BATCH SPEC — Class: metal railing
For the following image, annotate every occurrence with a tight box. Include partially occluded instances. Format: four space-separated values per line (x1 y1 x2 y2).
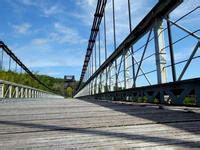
74 0 200 106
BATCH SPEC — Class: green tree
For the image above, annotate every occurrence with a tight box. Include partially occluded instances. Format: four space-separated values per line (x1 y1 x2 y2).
0 70 66 96
66 87 73 97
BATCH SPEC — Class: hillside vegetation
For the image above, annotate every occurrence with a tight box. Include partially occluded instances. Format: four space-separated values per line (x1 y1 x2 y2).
0 70 64 95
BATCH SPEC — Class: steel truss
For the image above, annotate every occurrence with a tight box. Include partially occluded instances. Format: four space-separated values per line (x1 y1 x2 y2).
78 78 200 106
76 0 200 106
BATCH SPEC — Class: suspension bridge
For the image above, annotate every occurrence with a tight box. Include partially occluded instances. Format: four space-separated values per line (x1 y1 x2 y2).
0 0 200 149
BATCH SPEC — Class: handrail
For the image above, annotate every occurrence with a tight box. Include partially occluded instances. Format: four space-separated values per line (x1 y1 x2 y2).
0 79 63 99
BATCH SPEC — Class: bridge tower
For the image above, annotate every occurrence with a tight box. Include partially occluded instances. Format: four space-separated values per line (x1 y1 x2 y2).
64 75 76 97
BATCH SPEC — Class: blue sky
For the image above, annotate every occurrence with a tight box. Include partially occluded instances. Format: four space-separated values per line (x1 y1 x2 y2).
0 0 199 83
0 0 95 79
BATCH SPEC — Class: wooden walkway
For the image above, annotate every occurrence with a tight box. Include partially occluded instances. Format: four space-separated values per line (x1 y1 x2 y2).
0 98 200 149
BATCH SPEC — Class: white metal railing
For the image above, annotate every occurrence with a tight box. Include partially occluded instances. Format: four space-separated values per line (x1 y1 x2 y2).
0 80 63 99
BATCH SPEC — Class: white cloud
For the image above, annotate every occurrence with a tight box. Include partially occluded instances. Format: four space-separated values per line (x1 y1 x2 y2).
13 23 31 34
73 0 158 46
20 0 36 6
30 22 87 46
53 22 86 44
32 38 48 46
43 5 63 17
27 56 83 68
72 0 97 26
12 41 85 70
171 0 200 18
14 0 64 17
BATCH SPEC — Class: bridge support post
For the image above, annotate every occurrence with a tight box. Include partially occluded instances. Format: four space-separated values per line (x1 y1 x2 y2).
154 19 167 104
123 50 131 90
110 62 117 91
154 19 167 84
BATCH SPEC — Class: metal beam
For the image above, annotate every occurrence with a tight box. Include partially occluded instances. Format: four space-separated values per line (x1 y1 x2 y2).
178 42 200 81
76 0 183 93
76 78 200 106
78 0 107 86
0 41 55 93
167 15 176 82
128 0 135 88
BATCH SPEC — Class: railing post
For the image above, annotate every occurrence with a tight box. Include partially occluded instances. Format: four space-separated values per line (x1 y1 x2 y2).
33 90 35 98
9 85 12 98
0 84 4 98
34 90 36 98
29 89 31 98
31 89 33 98
32 90 35 98
26 89 29 98
0 80 59 99
0 48 3 70
20 87 24 98
43 93 45 98
25 88 28 98
15 87 19 98
39 91 41 98
35 90 37 98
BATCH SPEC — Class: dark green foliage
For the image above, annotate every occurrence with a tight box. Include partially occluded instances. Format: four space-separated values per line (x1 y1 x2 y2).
0 70 64 95
184 96 196 106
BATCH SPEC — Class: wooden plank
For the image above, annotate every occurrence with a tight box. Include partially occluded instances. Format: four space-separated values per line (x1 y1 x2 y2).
0 98 200 149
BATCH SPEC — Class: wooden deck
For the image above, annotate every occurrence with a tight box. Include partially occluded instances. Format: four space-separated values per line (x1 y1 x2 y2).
0 98 200 149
